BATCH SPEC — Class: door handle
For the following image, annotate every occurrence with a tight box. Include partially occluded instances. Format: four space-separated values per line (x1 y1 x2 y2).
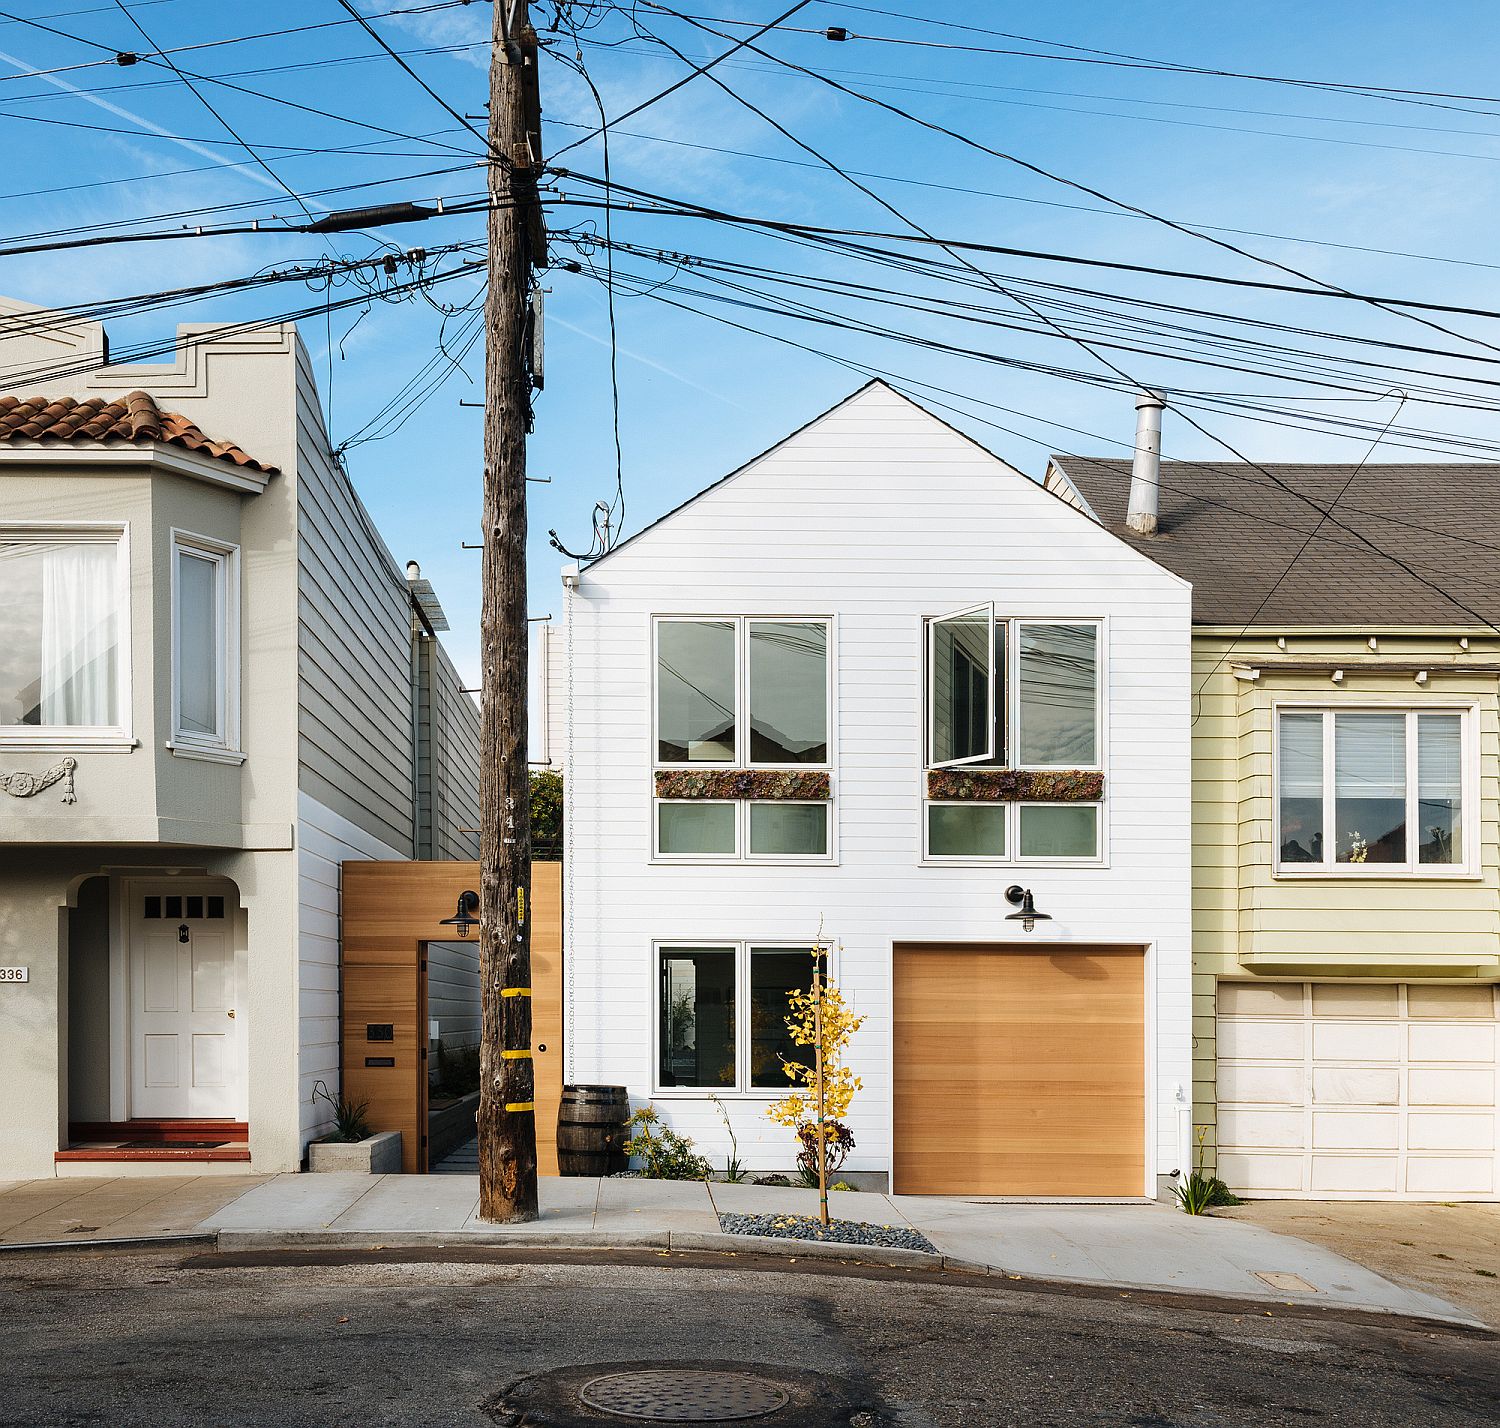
227 1008 236 1019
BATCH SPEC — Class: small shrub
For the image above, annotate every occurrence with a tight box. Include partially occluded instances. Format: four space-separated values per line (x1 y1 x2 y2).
311 1079 371 1143
795 1119 854 1187
624 1104 712 1181
1173 1126 1242 1215
709 1095 749 1183
755 1173 793 1187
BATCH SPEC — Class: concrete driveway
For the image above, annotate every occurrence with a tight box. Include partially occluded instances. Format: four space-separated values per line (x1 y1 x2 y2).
1221 1200 1500 1327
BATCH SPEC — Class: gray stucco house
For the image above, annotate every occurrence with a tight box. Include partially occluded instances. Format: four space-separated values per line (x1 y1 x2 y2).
0 295 480 1179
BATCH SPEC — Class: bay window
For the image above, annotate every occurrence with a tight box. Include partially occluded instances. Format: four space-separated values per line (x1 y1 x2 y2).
653 616 833 860
1276 708 1472 873
170 532 240 759
0 527 127 739
656 942 828 1092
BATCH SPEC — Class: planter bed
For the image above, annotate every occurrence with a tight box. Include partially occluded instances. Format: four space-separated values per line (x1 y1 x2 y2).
718 1211 936 1254
307 1129 402 1174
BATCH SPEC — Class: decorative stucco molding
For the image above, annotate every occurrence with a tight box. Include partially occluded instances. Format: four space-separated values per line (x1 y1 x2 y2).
655 768 831 801
926 768 1104 802
0 756 77 804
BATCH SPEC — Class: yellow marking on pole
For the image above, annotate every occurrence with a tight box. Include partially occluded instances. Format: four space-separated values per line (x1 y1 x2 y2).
501 1048 532 1060
504 1101 535 1113
501 986 531 997
517 887 526 924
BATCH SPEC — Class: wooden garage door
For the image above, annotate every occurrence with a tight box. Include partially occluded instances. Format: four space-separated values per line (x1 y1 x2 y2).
893 944 1146 1196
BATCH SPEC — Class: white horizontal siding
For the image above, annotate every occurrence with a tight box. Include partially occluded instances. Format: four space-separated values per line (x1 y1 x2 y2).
296 789 407 1146
563 383 1195 1186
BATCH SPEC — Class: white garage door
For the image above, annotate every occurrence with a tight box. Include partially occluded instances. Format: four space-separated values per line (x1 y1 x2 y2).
1216 981 1499 1199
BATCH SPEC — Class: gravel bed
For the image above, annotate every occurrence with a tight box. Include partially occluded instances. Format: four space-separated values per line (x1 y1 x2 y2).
718 1211 936 1254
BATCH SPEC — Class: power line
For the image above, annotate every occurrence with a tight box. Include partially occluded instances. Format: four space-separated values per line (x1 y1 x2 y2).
647 6 1500 364
546 0 818 162
543 118 1500 276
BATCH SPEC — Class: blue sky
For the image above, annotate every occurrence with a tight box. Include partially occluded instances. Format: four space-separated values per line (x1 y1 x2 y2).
4 1 1500 682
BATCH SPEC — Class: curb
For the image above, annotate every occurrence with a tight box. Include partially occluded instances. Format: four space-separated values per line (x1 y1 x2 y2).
0 1232 216 1256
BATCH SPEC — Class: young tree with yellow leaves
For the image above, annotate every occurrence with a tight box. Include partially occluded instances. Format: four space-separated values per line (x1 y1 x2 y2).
766 944 866 1227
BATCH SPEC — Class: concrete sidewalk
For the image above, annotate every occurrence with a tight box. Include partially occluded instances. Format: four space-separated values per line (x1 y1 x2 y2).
193 1173 1473 1325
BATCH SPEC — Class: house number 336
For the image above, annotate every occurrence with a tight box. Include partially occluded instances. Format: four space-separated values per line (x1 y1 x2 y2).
0 967 28 983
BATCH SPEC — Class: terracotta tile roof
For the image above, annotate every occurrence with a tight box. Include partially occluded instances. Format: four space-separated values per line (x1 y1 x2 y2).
1050 454 1500 627
0 390 276 474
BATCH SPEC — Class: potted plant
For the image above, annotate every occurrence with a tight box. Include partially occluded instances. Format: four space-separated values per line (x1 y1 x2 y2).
306 1079 403 1173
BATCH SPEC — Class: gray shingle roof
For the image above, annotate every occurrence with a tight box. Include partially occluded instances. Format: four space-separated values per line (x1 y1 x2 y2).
1050 455 1500 628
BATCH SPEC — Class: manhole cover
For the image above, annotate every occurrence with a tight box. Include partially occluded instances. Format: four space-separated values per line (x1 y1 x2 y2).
579 1370 790 1421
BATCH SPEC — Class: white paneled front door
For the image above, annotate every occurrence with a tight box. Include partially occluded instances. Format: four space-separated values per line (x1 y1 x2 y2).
129 884 244 1119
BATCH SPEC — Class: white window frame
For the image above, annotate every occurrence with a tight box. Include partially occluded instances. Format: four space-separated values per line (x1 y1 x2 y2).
652 798 835 864
651 614 835 864
1272 702 1479 878
651 939 834 1097
927 602 996 769
652 615 834 771
0 521 133 751
168 529 242 764
921 613 1106 865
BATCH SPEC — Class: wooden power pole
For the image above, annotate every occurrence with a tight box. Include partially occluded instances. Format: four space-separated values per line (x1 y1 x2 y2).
477 0 545 1223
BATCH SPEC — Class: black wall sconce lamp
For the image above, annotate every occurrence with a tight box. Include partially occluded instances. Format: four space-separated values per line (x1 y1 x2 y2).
1005 885 1051 933
439 889 480 938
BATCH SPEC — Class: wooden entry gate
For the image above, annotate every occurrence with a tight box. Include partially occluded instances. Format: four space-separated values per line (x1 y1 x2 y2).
340 861 562 1174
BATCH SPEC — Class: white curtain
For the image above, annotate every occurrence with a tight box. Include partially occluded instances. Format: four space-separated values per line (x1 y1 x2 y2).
40 543 117 726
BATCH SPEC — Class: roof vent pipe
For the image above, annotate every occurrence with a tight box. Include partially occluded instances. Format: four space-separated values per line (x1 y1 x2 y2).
1126 389 1167 536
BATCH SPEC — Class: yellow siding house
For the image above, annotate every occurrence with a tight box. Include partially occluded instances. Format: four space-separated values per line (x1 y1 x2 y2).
1049 447 1500 1201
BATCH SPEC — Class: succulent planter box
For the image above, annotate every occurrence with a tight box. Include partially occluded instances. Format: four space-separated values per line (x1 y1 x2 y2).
307 1129 403 1174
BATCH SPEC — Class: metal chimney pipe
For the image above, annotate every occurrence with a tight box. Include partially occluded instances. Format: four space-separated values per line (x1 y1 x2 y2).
1126 390 1167 536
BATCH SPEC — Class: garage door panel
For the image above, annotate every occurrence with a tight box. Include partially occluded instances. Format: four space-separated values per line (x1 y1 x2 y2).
1312 1067 1400 1105
1406 1157 1495 1194
1311 1111 1399 1150
1219 1108 1303 1148
893 945 1145 1197
1218 1063 1304 1105
1407 1113 1495 1152
1408 986 1496 1019
1217 980 1499 1200
1312 1021 1400 1063
1218 983 1303 1016
1310 1156 1399 1194
1218 1018 1303 1060
1410 1023 1494 1063
1219 1151 1303 1192
1409 1067 1495 1107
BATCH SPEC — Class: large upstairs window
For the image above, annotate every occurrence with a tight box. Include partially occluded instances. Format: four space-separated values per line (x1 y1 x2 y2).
654 617 833 861
0 526 128 741
656 617 829 766
924 610 1103 862
1276 707 1472 874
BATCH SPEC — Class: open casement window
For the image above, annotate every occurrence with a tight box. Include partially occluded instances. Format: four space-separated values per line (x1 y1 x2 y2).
928 602 997 768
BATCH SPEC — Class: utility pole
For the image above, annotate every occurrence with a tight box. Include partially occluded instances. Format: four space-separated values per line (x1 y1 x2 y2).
477 0 545 1223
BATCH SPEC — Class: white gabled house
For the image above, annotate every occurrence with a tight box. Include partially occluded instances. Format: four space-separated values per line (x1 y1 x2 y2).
546 381 1195 1196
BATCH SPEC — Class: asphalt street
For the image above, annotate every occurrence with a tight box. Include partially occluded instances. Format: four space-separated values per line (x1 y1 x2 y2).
1 1246 1495 1427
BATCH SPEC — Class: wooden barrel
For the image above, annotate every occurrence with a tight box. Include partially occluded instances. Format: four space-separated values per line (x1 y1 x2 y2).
556 1085 630 1177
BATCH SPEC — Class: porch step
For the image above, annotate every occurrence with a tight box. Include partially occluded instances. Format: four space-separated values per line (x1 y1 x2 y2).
55 1146 251 1164
69 1120 248 1144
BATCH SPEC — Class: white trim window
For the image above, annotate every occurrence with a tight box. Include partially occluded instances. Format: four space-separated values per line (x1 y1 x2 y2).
0 523 130 745
1275 706 1474 876
654 941 828 1093
653 616 833 861
923 611 1104 862
170 530 241 761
